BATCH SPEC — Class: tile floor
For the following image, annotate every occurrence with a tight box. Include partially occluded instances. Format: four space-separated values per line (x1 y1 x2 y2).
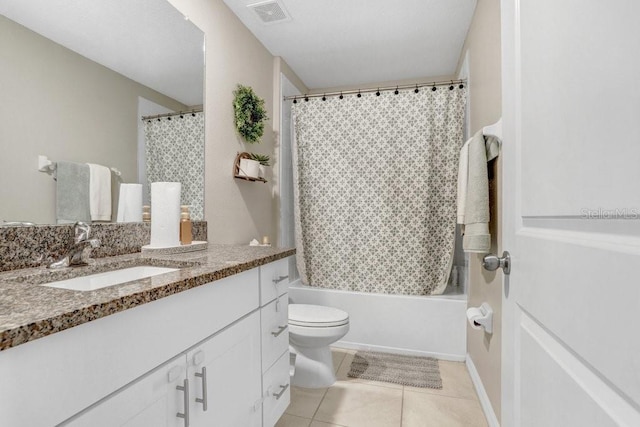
276 348 488 427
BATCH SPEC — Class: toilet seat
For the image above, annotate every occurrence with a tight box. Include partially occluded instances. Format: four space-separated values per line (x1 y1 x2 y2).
289 304 349 327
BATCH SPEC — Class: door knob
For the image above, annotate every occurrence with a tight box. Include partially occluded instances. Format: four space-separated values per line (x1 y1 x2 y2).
482 251 511 275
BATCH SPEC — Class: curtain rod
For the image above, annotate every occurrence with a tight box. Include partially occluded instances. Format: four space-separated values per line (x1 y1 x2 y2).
283 79 467 101
142 108 203 121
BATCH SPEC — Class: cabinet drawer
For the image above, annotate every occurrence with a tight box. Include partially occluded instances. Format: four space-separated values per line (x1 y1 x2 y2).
261 294 289 373
262 351 291 427
260 258 290 305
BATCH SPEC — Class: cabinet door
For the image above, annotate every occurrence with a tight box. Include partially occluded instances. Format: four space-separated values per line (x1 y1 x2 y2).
62 356 186 427
187 311 262 427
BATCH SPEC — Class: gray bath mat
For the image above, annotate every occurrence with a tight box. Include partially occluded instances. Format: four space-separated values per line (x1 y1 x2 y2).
347 351 443 389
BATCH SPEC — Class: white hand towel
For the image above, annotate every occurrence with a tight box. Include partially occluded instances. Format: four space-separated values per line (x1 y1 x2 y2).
116 183 143 222
456 138 471 224
87 163 112 221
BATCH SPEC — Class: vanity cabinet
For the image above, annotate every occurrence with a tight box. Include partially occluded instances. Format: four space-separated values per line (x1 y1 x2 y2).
0 257 293 427
65 312 262 427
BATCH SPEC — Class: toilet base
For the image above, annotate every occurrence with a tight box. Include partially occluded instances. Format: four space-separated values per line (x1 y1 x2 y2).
290 345 336 388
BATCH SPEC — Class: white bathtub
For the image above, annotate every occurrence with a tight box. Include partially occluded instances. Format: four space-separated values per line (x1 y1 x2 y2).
288 281 468 361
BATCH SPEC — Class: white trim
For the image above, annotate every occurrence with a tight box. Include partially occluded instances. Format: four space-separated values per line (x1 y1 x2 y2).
466 353 500 427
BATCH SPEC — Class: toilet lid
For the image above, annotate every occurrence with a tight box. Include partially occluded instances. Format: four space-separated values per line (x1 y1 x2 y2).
289 304 349 327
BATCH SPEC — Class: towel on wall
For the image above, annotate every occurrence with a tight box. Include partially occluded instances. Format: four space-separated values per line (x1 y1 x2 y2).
56 161 91 224
87 163 112 221
457 130 500 253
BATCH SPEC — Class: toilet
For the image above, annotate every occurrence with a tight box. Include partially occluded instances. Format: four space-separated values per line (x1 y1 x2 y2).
288 304 350 388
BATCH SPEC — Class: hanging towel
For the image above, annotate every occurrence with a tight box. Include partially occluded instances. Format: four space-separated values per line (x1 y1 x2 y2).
56 161 91 224
457 130 500 253
116 183 143 222
110 169 123 221
87 163 112 221
456 139 471 224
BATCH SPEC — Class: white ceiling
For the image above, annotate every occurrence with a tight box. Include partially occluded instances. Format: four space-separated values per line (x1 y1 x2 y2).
0 0 204 106
223 0 477 90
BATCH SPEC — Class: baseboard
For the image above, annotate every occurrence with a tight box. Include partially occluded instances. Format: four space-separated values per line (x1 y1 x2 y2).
466 353 500 427
335 340 466 362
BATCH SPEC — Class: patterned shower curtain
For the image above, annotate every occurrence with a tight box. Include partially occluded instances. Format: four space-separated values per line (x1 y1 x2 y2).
144 112 205 220
292 88 466 295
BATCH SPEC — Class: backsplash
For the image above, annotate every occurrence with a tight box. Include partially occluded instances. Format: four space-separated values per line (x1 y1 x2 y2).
0 222 207 272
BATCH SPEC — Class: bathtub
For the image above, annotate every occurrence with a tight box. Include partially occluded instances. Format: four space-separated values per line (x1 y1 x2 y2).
288 281 467 361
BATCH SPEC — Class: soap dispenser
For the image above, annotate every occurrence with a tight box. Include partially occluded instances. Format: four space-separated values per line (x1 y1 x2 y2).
180 205 192 245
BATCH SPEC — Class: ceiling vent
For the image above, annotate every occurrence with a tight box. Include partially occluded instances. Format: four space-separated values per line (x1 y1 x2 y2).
247 0 291 24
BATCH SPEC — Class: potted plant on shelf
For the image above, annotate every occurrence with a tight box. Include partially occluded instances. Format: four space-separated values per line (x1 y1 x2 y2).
233 84 268 144
237 153 261 179
249 153 271 179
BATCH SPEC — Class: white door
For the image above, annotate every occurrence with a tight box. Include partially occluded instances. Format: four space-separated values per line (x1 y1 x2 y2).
501 1 640 426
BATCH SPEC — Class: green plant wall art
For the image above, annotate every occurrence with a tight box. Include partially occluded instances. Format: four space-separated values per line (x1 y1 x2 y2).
233 84 268 143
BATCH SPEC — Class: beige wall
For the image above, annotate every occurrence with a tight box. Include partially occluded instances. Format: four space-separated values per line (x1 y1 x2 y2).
0 15 186 224
456 0 503 421
169 0 303 245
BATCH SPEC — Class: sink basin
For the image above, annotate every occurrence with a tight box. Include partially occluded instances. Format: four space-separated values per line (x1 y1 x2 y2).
41 266 179 291
6 258 197 292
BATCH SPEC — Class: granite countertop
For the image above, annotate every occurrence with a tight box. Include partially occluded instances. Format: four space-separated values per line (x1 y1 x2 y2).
0 244 295 352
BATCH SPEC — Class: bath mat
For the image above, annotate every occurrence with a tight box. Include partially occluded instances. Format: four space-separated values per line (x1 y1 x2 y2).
347 351 443 389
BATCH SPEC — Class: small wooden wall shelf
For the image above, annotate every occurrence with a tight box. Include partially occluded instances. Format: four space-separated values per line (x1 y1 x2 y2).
233 152 267 183
234 175 267 183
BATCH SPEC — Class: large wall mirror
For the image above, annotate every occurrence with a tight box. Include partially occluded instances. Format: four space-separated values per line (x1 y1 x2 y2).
0 0 205 225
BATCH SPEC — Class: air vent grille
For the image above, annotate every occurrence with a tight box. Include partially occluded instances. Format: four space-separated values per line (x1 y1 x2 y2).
248 0 291 24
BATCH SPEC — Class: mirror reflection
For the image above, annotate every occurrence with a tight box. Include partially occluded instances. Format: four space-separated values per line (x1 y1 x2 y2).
0 0 205 225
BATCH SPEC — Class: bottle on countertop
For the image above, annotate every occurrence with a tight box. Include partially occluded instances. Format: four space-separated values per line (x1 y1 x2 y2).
142 205 151 223
180 205 192 245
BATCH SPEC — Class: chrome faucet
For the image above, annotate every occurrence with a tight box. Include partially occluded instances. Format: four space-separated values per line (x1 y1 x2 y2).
48 222 101 269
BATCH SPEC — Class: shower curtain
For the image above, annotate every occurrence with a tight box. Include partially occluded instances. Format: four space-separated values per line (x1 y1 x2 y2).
144 112 205 220
292 88 466 295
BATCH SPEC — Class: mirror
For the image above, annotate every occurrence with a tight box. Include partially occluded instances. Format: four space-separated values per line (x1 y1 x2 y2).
0 0 205 225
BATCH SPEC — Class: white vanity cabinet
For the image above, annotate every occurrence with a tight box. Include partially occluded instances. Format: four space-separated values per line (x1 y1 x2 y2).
0 256 294 427
259 258 292 427
65 312 262 427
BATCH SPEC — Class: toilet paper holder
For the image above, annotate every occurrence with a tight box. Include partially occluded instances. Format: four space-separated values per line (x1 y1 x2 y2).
467 303 493 334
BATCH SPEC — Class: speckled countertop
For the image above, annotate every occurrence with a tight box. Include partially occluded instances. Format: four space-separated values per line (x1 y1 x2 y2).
0 245 295 351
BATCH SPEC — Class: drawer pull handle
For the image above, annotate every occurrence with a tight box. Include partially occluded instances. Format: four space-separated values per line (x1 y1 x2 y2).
195 367 208 411
272 275 289 284
273 383 290 400
176 378 190 426
271 325 288 337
